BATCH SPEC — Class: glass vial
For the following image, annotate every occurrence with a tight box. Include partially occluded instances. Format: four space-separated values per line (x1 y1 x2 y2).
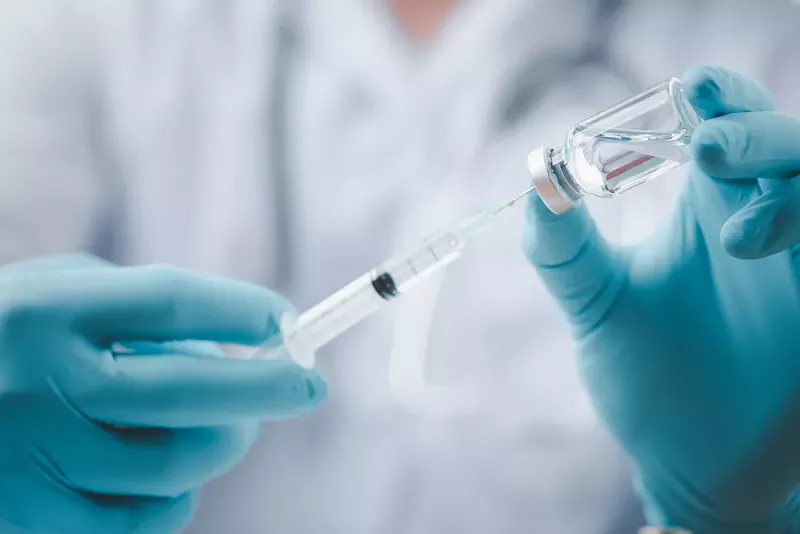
527 78 703 214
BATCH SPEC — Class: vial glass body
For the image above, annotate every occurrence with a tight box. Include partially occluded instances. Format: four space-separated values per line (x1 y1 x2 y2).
528 78 703 214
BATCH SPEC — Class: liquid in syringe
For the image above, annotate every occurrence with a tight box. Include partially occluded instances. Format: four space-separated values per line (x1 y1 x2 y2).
257 190 534 369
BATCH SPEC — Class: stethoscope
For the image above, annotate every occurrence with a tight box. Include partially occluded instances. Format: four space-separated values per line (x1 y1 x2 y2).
267 0 644 416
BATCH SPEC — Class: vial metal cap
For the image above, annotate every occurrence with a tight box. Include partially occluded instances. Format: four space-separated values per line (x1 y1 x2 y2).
526 146 575 215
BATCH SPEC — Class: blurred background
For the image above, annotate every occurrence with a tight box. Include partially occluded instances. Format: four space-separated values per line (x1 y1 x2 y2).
1 1 799 533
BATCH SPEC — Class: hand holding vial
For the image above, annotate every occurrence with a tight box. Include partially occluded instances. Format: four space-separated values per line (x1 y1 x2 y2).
522 66 800 533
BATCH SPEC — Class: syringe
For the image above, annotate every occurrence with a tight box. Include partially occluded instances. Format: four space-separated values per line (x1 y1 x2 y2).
259 185 537 368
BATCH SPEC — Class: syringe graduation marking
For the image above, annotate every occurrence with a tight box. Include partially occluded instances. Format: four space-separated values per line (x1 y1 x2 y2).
371 272 398 300
283 188 540 354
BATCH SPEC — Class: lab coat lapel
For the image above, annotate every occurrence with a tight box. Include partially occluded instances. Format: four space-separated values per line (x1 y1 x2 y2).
105 0 284 285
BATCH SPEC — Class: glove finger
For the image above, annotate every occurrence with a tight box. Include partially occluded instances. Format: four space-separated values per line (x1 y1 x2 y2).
682 71 798 254
0 474 195 533
721 179 800 259
682 66 775 229
43 265 292 346
684 166 761 255
51 417 259 498
122 492 197 533
682 65 776 119
114 492 197 533
83 491 197 533
0 254 111 276
112 340 227 359
522 194 627 331
71 355 327 428
690 112 800 180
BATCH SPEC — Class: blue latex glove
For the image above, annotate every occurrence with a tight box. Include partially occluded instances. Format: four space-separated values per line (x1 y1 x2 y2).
0 255 327 533
522 66 800 534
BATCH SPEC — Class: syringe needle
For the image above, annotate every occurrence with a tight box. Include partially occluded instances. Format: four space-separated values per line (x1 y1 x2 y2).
264 183 539 369
455 184 538 240
493 184 537 214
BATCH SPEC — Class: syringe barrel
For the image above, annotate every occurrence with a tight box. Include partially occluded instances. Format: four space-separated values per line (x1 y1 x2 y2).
383 230 464 292
280 227 469 365
285 273 387 354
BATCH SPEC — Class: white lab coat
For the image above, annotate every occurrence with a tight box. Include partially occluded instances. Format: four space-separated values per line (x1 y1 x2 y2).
1 1 799 533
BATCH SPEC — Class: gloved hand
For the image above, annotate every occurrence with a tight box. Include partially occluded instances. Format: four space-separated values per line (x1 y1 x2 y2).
0 255 327 533
522 66 800 534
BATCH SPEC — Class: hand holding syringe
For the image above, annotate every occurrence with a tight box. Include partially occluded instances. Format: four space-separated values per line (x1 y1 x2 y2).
255 185 537 368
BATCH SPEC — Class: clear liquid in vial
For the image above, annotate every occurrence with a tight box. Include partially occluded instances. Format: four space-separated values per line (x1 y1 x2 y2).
561 78 701 198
